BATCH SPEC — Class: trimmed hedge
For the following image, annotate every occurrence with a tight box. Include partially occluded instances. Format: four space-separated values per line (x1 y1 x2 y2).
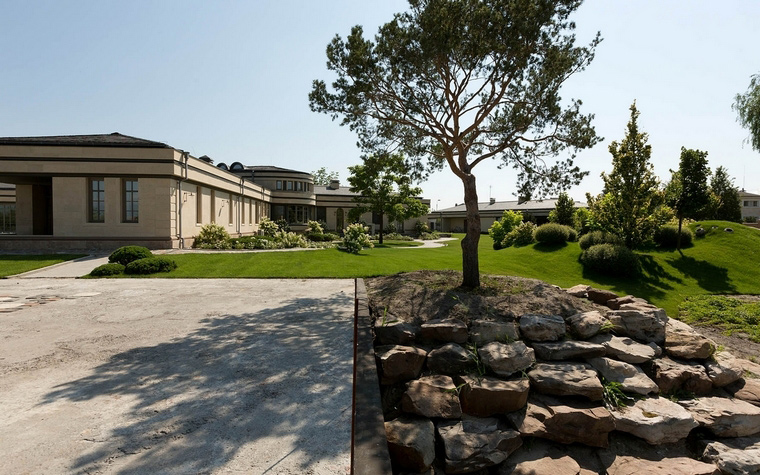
654 225 693 248
534 223 572 244
579 231 624 250
124 257 178 274
580 243 640 277
90 263 125 277
108 246 153 266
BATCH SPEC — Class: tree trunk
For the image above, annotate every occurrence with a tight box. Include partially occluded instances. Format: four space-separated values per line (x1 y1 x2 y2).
677 214 683 251
460 174 481 288
379 212 384 244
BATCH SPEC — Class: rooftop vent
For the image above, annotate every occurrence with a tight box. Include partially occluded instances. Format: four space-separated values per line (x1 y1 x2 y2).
199 155 213 164
328 179 340 190
489 197 496 205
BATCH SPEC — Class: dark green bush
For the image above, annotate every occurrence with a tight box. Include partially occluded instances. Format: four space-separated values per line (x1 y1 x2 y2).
580 244 640 277
579 231 624 250
108 246 153 266
534 223 571 244
567 227 578 242
654 225 693 248
124 257 177 274
503 221 536 247
305 232 339 242
90 263 125 277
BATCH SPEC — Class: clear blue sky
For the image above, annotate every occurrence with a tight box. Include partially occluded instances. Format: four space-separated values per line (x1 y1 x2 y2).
1 0 757 209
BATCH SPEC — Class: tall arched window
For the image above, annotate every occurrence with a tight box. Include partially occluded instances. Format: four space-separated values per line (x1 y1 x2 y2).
336 208 344 232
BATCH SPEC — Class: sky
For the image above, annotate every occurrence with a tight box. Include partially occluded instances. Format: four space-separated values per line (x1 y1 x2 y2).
1 0 758 210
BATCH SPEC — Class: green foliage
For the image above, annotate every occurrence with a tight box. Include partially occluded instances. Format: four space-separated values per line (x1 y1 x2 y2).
708 166 742 222
534 223 572 244
275 218 290 233
229 235 279 249
259 217 278 237
489 210 524 250
306 220 324 234
566 227 578 242
733 73 760 152
580 243 640 277
588 103 664 249
414 220 431 237
347 153 429 243
275 231 308 248
192 224 231 249
342 223 373 254
90 263 125 277
420 231 440 240
680 295 760 342
664 147 711 249
311 167 339 186
124 257 177 274
309 0 602 287
382 232 413 241
602 379 635 410
504 221 536 247
655 225 693 248
573 207 593 235
108 245 153 265
579 231 624 250
548 192 576 226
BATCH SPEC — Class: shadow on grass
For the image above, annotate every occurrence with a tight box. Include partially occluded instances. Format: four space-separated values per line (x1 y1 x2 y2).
665 254 736 294
532 242 568 253
579 254 683 304
40 295 353 473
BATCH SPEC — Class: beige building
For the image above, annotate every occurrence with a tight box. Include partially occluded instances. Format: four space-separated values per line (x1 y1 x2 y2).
0 133 429 250
740 190 760 222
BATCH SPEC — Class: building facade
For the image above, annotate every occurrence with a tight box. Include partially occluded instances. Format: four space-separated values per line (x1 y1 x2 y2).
0 133 429 250
740 190 760 222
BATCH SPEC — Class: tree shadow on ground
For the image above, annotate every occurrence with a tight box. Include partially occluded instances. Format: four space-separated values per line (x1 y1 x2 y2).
532 242 568 253
665 254 736 294
579 254 683 304
40 295 354 474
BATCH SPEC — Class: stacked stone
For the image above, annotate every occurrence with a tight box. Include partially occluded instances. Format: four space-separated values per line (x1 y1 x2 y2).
375 285 760 474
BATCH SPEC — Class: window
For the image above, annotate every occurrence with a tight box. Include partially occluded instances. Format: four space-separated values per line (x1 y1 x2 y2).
89 178 105 223
273 205 286 220
316 206 326 222
296 181 303 191
210 190 216 223
122 179 139 223
196 186 203 224
287 181 293 191
276 180 283 190
228 196 234 225
0 203 15 234
287 205 309 224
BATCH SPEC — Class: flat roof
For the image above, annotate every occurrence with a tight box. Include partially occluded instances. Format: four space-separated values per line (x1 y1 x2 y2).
0 133 171 148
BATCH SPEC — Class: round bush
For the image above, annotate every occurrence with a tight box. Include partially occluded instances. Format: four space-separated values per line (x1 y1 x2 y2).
654 225 693 248
534 223 570 244
579 231 624 250
108 246 153 266
566 227 578 242
503 221 536 247
124 257 178 275
193 224 231 249
90 263 125 277
580 244 640 277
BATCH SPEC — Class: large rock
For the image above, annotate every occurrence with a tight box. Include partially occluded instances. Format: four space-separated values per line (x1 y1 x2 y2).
680 396 760 437
586 288 618 306
605 455 719 475
437 416 522 474
610 397 698 444
567 310 607 339
587 357 659 396
401 375 462 419
374 320 417 345
427 343 474 375
519 314 566 341
701 437 760 475
565 284 590 298
420 318 468 344
509 395 614 447
385 416 435 472
528 362 604 400
607 304 668 345
479 341 536 377
726 378 760 407
648 356 713 395
376 345 427 385
606 295 649 310
705 351 744 387
665 318 716 360
456 375 530 417
532 341 606 361
506 455 582 475
470 320 520 345
589 333 656 364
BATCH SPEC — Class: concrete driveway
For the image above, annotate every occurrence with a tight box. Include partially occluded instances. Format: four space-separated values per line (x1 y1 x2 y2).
0 278 354 474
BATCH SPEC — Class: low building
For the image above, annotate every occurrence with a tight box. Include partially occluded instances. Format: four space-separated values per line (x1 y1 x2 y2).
0 133 429 251
430 197 586 233
740 190 760 222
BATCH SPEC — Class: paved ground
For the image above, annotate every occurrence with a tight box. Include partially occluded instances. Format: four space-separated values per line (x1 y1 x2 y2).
0 278 354 474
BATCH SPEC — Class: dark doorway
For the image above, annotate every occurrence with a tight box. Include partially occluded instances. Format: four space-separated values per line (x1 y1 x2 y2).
32 183 53 235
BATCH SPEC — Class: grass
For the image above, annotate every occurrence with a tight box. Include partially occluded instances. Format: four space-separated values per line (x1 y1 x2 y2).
0 254 86 277
679 295 760 342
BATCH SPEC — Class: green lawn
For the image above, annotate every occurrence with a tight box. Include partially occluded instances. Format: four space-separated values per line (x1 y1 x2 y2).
0 254 86 277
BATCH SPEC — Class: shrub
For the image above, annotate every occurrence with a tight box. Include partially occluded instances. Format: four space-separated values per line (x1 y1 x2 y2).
343 223 373 254
489 210 524 250
381 232 413 241
275 231 307 248
420 231 439 240
384 222 397 234
488 221 506 250
275 218 290 232
108 245 153 265
654 225 693 248
414 220 430 237
193 224 231 249
504 221 535 247
573 208 592 235
259 217 278 237
579 231 624 250
124 256 178 274
566 227 578 242
305 220 324 234
534 223 571 244
90 263 125 277
580 244 640 277
744 216 758 223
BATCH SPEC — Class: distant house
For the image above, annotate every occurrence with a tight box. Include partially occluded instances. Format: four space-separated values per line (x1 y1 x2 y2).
739 190 760 222
430 197 586 233
0 133 429 251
